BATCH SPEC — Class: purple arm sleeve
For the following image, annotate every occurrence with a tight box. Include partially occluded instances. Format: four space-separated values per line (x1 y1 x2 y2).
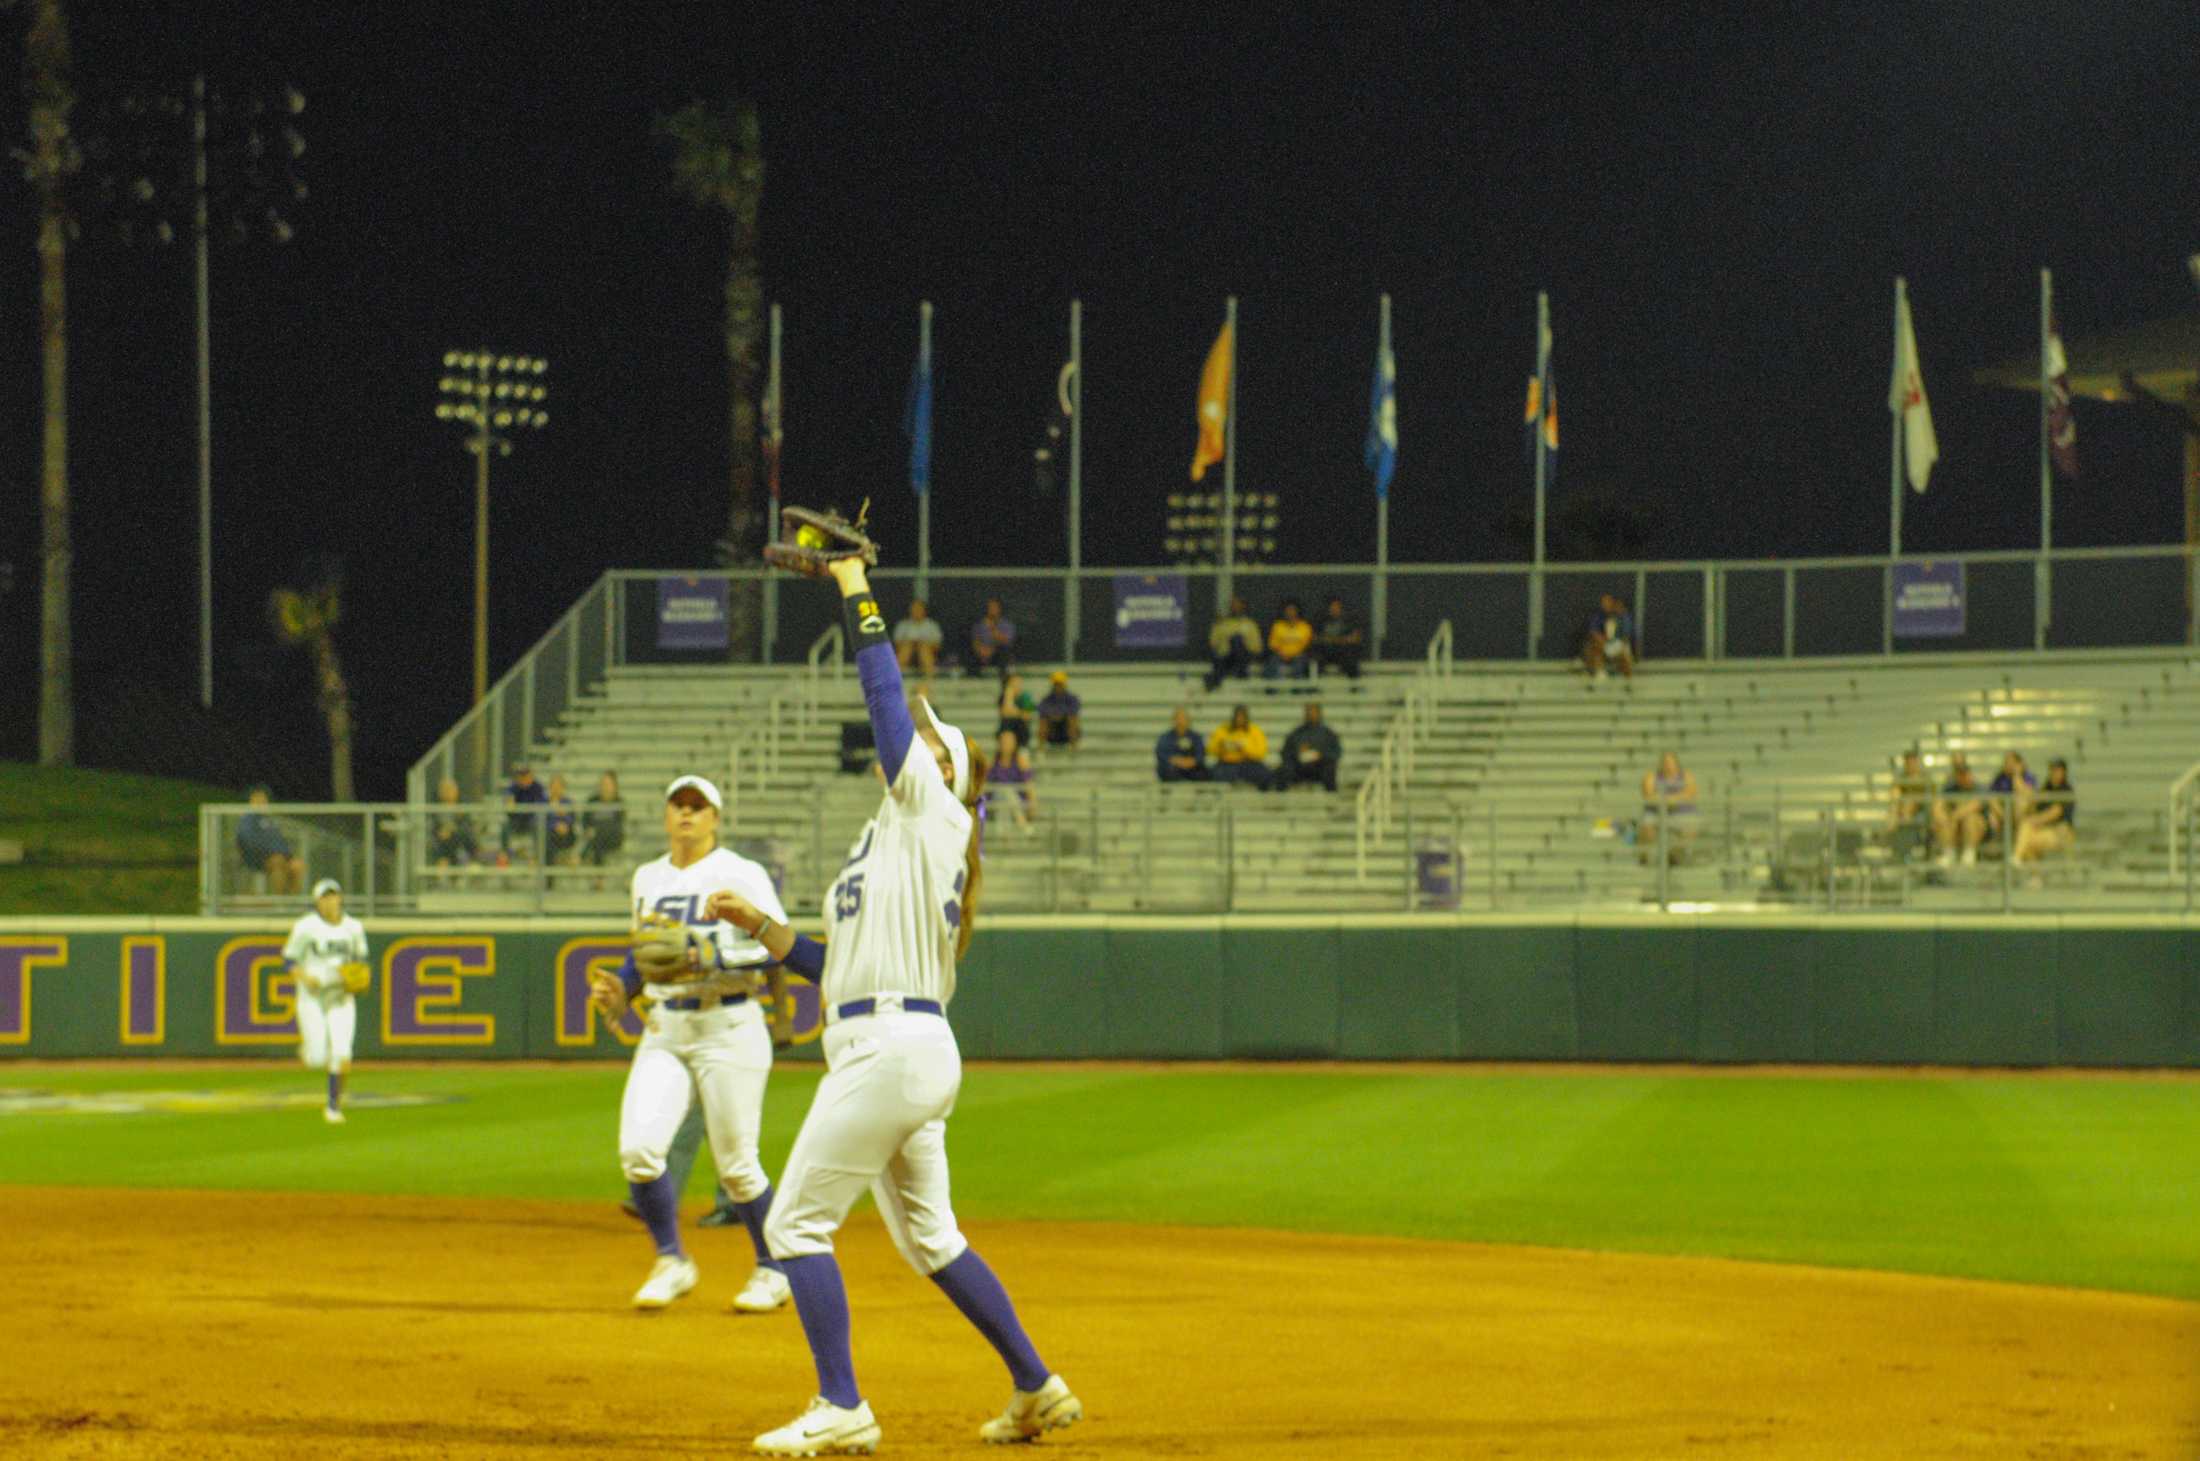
783 935 826 979
855 644 916 784
618 951 643 1000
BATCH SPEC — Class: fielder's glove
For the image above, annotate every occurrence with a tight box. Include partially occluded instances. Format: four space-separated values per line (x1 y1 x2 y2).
762 501 878 579
339 962 372 996
631 915 707 984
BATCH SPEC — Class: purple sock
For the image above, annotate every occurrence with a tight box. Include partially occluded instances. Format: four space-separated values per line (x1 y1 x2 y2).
736 1186 782 1272
780 1253 861 1408
930 1248 1048 1391
627 1174 683 1257
326 1072 341 1109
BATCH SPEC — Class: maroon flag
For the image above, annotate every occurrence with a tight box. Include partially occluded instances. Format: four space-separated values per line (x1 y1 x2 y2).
2045 316 2078 478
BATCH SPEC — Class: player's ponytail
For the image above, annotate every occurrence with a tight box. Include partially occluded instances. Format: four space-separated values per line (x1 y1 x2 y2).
955 745 990 962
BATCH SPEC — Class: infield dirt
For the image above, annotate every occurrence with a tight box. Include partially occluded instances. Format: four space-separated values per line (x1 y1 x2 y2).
1 1187 2192 1459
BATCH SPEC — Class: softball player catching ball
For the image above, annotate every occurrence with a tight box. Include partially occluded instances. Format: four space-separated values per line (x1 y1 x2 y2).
711 553 1081 1456
282 878 368 1125
587 774 793 1315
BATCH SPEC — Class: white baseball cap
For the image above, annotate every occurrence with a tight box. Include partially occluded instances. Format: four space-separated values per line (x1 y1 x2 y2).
664 774 723 811
311 878 343 899
916 698 971 801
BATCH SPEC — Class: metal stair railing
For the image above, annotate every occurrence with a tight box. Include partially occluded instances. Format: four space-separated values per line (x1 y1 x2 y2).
1356 619 1452 879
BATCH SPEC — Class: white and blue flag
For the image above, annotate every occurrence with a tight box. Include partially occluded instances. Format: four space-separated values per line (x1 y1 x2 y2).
1363 337 1396 498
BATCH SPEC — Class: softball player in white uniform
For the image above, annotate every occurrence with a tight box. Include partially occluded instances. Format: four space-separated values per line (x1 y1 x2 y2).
711 558 1081 1456
587 774 793 1314
282 878 367 1125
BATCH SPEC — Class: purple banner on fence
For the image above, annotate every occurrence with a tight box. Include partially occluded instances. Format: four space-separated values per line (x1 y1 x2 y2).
1892 561 1965 638
657 577 729 650
1114 574 1188 649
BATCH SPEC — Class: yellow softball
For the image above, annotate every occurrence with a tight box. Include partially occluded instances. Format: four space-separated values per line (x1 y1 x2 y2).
795 524 830 550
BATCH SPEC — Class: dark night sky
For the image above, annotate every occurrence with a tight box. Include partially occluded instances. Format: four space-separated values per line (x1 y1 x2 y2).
5 1 2198 795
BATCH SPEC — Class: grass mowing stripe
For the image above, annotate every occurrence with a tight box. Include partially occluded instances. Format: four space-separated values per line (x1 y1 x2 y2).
0 1063 2193 1299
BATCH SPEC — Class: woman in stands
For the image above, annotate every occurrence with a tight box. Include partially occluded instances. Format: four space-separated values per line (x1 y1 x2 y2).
1638 751 1699 864
2013 758 2076 866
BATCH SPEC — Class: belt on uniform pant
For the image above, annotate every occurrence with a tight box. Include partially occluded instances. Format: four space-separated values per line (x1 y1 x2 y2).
661 992 748 1011
833 996 943 1021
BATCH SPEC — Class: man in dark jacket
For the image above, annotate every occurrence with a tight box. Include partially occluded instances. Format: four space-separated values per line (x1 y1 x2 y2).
1271 702 1343 792
1154 707 1208 782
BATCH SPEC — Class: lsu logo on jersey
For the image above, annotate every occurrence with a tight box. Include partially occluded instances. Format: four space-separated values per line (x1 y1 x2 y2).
642 894 707 926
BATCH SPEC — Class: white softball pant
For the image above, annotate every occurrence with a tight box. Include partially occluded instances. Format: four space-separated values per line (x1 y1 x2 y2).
295 991 355 1071
765 1008 968 1277
617 1000 774 1201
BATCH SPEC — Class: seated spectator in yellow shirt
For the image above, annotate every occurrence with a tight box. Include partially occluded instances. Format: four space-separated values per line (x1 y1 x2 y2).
1208 705 1271 788
1265 600 1314 680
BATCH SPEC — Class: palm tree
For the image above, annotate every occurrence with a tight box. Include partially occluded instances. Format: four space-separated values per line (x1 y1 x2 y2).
659 100 763 659
23 0 78 764
269 579 356 800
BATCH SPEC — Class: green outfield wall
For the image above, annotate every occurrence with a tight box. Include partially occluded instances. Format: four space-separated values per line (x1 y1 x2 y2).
0 915 2193 1066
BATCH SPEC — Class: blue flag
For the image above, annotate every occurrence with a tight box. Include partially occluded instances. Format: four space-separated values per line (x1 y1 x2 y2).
1363 338 1397 498
905 333 933 497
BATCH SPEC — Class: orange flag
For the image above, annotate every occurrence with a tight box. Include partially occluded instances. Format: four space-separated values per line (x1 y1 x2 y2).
1189 322 1233 481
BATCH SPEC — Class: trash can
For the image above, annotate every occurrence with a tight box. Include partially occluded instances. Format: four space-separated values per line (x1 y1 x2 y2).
1415 838 1460 910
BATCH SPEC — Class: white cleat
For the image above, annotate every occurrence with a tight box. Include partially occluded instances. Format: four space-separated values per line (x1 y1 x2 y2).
980 1373 1082 1444
631 1254 698 1311
731 1264 792 1314
322 1107 346 1125
753 1395 880 1456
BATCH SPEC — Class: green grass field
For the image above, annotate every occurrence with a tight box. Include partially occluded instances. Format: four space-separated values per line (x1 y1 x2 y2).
1 1061 2192 1300
0 762 230 914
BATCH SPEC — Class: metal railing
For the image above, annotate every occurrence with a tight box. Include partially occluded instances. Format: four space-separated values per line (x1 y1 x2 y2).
1355 620 1453 878
2171 758 2200 883
203 785 2197 918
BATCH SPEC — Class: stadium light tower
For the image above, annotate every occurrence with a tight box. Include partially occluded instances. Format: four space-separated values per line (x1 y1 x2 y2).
435 351 549 705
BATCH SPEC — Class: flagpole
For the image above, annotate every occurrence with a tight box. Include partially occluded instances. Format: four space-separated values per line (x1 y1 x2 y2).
1220 294 1238 614
1375 292 1391 657
763 301 781 662
1886 276 1904 656
917 299 932 599
1066 297 1083 662
2037 267 2052 651
1530 290 1548 660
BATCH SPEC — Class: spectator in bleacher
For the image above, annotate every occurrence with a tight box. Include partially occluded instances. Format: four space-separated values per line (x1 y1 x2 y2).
1580 593 1636 681
1265 598 1314 680
1637 751 1699 862
2014 758 2077 866
1886 750 1933 861
1036 671 1083 752
1984 750 2037 851
237 785 305 894
1271 701 1343 792
997 671 1037 751
1205 595 1261 691
504 761 549 861
582 770 626 867
967 597 1017 677
988 728 1038 830
893 598 942 675
1208 704 1272 788
1155 707 1208 782
429 776 480 867
544 773 580 866
1932 752 1987 866
1313 596 1364 680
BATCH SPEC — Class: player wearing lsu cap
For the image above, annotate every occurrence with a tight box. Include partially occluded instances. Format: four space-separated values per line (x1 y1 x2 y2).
282 879 368 1125
711 554 1081 1456
587 774 793 1315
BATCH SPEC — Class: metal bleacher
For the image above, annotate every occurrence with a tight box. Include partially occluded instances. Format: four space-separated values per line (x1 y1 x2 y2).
423 628 2200 916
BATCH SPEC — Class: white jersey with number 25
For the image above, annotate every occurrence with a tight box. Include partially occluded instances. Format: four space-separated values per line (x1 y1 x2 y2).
819 744 970 1009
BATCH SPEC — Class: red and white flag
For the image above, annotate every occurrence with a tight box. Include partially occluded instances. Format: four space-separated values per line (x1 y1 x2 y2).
1888 288 1938 493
